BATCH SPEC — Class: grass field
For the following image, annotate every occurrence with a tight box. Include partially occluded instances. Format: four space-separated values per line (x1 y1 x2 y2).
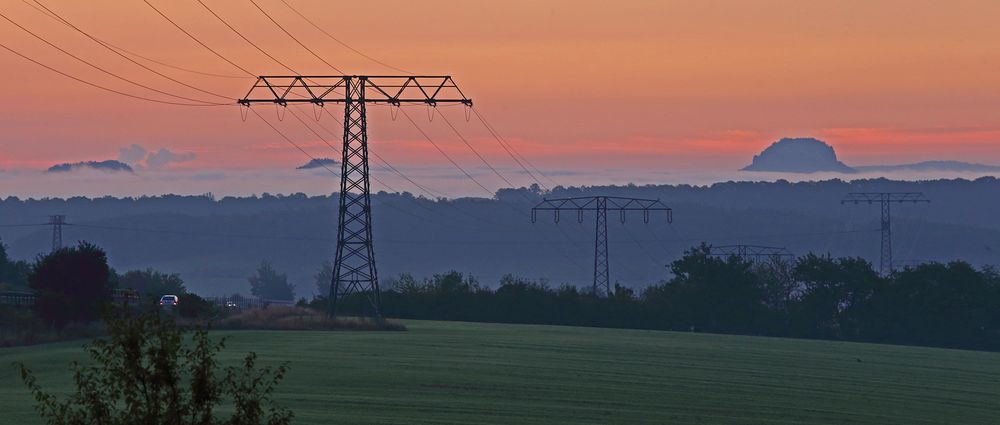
1 320 999 424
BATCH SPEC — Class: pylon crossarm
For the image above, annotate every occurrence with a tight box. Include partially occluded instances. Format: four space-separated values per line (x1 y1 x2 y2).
238 76 472 106
532 197 671 211
709 244 792 259
532 196 672 224
841 192 931 204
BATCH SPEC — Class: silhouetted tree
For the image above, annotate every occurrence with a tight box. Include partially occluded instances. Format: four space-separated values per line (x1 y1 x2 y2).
313 261 333 297
119 269 187 300
647 245 770 334
248 260 295 301
347 245 1000 350
0 240 29 289
872 262 998 348
789 255 880 339
29 242 112 327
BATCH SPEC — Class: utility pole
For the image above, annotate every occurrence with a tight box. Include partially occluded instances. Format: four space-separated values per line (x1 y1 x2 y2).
532 196 672 296
841 192 930 277
48 215 65 252
708 244 792 263
240 76 471 317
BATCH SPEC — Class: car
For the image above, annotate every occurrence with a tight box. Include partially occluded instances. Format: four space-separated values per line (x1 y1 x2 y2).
159 294 179 307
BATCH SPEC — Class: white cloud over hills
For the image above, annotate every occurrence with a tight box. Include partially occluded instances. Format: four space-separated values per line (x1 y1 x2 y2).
117 144 196 170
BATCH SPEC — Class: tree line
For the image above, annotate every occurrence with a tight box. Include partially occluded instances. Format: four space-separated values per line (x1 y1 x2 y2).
333 245 1000 351
0 240 295 334
5 239 1000 351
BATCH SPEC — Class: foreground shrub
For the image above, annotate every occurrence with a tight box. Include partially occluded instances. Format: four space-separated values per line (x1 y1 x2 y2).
176 293 218 319
216 306 406 331
17 312 293 425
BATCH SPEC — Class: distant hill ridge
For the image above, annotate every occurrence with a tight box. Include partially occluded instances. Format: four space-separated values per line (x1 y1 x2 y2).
854 160 1000 173
47 160 133 173
742 138 1000 174
741 138 855 173
296 158 338 170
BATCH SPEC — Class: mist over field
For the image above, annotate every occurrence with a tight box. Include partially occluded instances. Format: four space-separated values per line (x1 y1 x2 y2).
2 164 998 199
2 177 997 298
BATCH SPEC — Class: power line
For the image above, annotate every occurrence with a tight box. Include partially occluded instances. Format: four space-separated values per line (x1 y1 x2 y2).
1 221 881 246
122 8 446 232
0 41 229 107
249 108 340 176
667 227 881 244
418 110 597 276
841 192 931 276
289 107 447 199
0 11 224 105
111 43 249 80
193 0 298 74
532 196 672 296
178 0 436 200
278 0 411 74
392 106 597 276
20 0 247 80
227 7 587 291
67 222 331 242
301 106 525 230
279 106 445 201
247 106 448 227
141 0 256 77
436 109 518 189
399 108 495 197
472 107 557 190
31 0 235 102
424 109 598 276
247 0 343 73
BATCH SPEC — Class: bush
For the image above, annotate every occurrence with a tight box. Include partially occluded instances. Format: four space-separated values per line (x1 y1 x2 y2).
176 293 216 319
18 311 293 425
216 306 406 331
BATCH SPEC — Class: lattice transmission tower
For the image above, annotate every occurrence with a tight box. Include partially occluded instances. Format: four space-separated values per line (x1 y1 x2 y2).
48 215 65 252
532 196 672 296
841 192 930 277
708 244 792 263
240 76 472 316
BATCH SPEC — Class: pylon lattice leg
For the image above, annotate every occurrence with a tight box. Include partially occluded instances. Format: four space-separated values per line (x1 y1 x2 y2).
49 215 64 253
330 78 381 317
880 198 892 277
593 197 610 296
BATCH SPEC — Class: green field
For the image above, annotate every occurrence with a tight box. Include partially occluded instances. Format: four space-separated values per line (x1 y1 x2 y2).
1 320 999 424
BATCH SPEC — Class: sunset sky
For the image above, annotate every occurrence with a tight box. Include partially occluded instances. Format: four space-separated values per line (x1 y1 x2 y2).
1 0 999 196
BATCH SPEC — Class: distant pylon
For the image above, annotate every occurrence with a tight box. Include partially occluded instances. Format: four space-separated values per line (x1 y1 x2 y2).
48 215 65 252
708 244 792 263
532 196 672 296
841 192 930 277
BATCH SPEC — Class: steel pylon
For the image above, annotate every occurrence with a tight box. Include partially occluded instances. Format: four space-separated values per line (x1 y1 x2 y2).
532 196 672 296
841 192 930 277
49 215 64 252
240 76 472 316
330 78 379 316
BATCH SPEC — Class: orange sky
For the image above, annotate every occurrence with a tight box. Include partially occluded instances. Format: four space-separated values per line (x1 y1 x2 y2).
1 0 999 194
